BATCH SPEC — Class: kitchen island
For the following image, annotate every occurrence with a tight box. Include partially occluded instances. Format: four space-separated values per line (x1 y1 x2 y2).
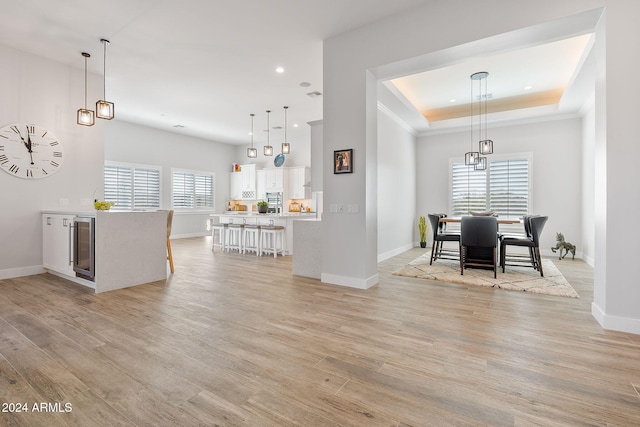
210 212 316 255
42 210 167 293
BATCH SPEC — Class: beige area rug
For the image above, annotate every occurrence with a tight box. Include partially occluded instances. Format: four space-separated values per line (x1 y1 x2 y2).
393 252 579 298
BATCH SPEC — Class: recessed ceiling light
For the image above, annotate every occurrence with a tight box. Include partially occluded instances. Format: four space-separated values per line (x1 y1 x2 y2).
524 85 533 90
299 81 311 87
276 67 284 73
449 98 456 103
293 124 299 128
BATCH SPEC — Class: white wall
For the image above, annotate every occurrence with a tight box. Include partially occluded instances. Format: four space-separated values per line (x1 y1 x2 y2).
581 94 596 266
417 117 583 257
377 106 417 261
0 45 104 279
105 121 237 237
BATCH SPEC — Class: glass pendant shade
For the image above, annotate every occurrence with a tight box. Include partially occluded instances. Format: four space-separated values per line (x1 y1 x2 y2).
479 139 493 155
77 52 94 127
281 142 290 154
465 151 480 165
96 100 114 120
77 109 95 126
96 39 115 120
474 156 487 171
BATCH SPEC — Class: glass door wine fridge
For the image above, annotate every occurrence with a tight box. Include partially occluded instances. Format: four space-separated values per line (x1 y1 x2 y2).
73 216 95 281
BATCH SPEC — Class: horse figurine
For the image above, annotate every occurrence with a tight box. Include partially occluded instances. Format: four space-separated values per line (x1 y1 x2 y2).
551 232 576 260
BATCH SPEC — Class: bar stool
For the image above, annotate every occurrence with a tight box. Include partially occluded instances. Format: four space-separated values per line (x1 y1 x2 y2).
242 224 261 255
260 225 285 258
211 222 227 252
226 222 244 253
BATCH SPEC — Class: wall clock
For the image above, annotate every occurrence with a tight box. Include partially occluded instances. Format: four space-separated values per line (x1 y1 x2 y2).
0 123 64 179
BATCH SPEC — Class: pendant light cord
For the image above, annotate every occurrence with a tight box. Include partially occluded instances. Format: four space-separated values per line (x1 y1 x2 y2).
102 39 108 100
250 113 254 148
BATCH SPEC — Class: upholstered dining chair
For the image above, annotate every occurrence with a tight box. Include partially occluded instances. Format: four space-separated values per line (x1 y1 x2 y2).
427 213 460 265
500 215 548 277
460 216 499 278
499 215 537 270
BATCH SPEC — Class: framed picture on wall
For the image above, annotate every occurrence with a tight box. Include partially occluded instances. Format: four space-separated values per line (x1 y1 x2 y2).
333 149 353 174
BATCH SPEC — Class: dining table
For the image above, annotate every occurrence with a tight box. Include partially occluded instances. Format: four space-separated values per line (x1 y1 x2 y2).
439 217 521 225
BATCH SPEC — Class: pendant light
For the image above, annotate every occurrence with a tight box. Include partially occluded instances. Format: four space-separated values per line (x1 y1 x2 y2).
247 113 257 158
96 39 115 120
281 106 290 154
465 72 486 166
77 52 95 126
263 110 273 156
478 72 493 156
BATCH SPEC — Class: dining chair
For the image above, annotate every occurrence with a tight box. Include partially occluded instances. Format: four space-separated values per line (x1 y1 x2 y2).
499 215 537 269
500 215 548 276
460 216 498 278
427 213 460 265
166 210 175 273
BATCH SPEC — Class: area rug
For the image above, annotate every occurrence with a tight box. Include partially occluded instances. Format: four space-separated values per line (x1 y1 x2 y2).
393 252 579 298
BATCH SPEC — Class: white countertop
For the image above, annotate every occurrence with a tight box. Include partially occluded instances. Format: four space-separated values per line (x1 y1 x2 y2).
211 212 317 219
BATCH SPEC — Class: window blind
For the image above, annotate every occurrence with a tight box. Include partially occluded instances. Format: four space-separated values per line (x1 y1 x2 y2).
172 170 214 209
104 164 160 211
451 156 530 219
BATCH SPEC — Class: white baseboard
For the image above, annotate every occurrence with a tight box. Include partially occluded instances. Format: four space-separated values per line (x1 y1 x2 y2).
0 265 46 280
170 232 209 239
592 302 640 335
321 272 379 289
378 243 415 262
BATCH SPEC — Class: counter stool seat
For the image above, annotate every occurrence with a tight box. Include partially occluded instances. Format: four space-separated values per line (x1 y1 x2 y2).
242 225 261 255
226 223 245 253
260 225 285 258
211 223 228 252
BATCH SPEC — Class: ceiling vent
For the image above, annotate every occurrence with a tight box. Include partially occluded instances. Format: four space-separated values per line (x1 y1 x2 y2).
173 124 185 128
307 91 322 98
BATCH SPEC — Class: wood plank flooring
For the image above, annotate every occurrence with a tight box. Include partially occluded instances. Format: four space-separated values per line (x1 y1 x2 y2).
1 237 639 426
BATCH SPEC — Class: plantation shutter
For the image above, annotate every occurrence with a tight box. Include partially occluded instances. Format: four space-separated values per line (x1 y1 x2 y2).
172 170 214 209
489 158 529 218
133 168 161 209
104 165 133 210
451 163 487 216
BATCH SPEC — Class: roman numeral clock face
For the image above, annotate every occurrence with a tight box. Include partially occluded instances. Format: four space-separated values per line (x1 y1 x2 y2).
0 123 63 179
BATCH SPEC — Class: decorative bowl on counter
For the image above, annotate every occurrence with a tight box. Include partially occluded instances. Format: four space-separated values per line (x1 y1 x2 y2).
94 201 114 210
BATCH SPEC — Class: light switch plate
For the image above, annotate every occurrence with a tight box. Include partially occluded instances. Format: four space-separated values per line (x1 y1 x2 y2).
330 204 338 213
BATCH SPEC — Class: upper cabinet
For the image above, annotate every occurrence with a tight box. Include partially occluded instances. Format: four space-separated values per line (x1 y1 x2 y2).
265 168 285 193
229 172 242 199
256 170 266 200
288 166 310 200
230 163 257 200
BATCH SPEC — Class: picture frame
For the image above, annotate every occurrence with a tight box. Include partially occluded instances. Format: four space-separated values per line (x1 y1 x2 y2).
333 149 353 174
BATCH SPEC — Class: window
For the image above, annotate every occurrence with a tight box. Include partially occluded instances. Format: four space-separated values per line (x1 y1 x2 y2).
172 169 215 210
450 154 531 218
104 163 161 210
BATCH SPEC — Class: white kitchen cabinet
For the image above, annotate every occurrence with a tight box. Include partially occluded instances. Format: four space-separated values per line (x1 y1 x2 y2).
42 214 75 276
229 172 242 199
240 163 256 199
256 170 266 200
264 168 285 193
288 166 310 199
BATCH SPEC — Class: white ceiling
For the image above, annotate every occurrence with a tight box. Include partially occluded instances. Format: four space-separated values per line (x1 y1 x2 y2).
0 0 433 145
1 0 596 145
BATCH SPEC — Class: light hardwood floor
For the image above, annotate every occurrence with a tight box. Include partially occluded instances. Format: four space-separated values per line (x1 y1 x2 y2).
1 237 639 426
